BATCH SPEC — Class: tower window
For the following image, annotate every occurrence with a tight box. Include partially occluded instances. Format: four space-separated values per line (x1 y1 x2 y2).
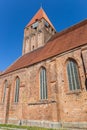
52 28 53 31
35 19 38 21
44 20 49 27
40 67 47 100
32 21 38 29
32 45 34 50
67 59 81 91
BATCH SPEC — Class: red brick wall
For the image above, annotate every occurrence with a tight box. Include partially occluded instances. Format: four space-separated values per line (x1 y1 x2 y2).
0 22 87 125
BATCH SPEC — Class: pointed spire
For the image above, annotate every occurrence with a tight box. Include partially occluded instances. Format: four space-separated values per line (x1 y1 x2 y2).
26 8 55 29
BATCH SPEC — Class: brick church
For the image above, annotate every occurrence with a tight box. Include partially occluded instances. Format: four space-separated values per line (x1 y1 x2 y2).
0 8 87 129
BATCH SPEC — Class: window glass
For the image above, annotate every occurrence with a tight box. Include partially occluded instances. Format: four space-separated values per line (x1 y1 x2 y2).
67 60 80 91
15 77 20 102
32 22 38 29
40 67 47 99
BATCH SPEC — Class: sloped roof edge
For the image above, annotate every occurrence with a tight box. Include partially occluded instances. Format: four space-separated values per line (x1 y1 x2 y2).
1 19 87 76
26 8 55 29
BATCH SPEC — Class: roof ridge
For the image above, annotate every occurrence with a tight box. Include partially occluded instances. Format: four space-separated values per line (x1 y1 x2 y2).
48 19 87 42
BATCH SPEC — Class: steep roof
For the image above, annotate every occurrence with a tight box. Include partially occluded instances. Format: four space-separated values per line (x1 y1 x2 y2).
1 19 87 76
26 8 55 29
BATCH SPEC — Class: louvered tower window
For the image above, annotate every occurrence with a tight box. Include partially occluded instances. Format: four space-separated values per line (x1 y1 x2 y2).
15 77 20 102
40 67 47 99
32 21 38 29
67 59 81 90
3 80 7 103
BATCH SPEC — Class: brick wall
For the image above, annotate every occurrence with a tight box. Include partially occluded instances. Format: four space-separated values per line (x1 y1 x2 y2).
0 21 87 129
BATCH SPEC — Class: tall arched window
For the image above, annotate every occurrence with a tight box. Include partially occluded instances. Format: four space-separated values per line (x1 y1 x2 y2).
67 59 81 91
3 80 7 103
15 77 20 102
40 67 47 99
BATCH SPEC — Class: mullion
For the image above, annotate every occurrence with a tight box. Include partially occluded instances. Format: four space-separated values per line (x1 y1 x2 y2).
68 62 73 90
74 63 80 89
71 61 76 90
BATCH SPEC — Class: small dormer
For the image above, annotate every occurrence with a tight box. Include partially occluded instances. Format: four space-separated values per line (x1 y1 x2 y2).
22 8 56 55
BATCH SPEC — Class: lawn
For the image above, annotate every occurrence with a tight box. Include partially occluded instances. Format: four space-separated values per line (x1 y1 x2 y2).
0 124 66 130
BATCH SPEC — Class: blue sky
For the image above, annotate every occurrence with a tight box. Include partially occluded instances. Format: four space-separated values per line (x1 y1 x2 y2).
0 0 87 71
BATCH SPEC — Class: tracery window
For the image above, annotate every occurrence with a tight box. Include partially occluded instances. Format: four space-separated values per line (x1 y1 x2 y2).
14 77 20 102
40 67 47 99
67 59 81 90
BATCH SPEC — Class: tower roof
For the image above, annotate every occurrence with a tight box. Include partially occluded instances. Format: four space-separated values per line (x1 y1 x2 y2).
26 8 55 29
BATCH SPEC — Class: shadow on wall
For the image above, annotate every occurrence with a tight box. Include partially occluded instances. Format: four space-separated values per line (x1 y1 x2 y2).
85 78 87 90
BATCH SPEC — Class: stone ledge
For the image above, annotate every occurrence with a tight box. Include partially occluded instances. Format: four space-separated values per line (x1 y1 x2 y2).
28 100 56 105
66 90 81 95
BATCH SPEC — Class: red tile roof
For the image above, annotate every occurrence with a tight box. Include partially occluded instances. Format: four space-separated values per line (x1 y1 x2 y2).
1 19 87 75
26 8 55 29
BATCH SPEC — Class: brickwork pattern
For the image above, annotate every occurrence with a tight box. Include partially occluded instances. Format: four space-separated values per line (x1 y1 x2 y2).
0 10 87 129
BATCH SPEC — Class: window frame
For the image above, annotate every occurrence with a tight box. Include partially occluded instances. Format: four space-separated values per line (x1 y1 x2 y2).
14 77 20 103
67 59 81 91
32 21 38 29
40 67 47 100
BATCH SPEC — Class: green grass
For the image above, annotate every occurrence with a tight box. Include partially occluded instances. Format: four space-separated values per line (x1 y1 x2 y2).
0 124 66 130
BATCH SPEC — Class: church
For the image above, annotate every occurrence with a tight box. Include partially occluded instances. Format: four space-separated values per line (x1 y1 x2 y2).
0 8 87 129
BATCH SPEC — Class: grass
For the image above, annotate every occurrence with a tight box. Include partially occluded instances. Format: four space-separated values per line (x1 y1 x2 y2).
0 124 66 130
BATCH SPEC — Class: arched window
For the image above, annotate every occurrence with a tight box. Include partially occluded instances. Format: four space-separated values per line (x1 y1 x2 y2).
40 67 47 99
67 59 81 91
3 80 7 103
15 77 20 102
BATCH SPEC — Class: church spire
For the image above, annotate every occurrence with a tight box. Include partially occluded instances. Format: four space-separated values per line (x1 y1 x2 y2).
23 8 56 55
26 8 55 29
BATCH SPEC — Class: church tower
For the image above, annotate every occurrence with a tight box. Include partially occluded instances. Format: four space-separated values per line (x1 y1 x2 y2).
22 8 56 55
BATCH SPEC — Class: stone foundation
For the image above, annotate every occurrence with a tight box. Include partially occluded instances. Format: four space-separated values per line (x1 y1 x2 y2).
7 119 62 129
6 119 87 129
63 122 87 129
